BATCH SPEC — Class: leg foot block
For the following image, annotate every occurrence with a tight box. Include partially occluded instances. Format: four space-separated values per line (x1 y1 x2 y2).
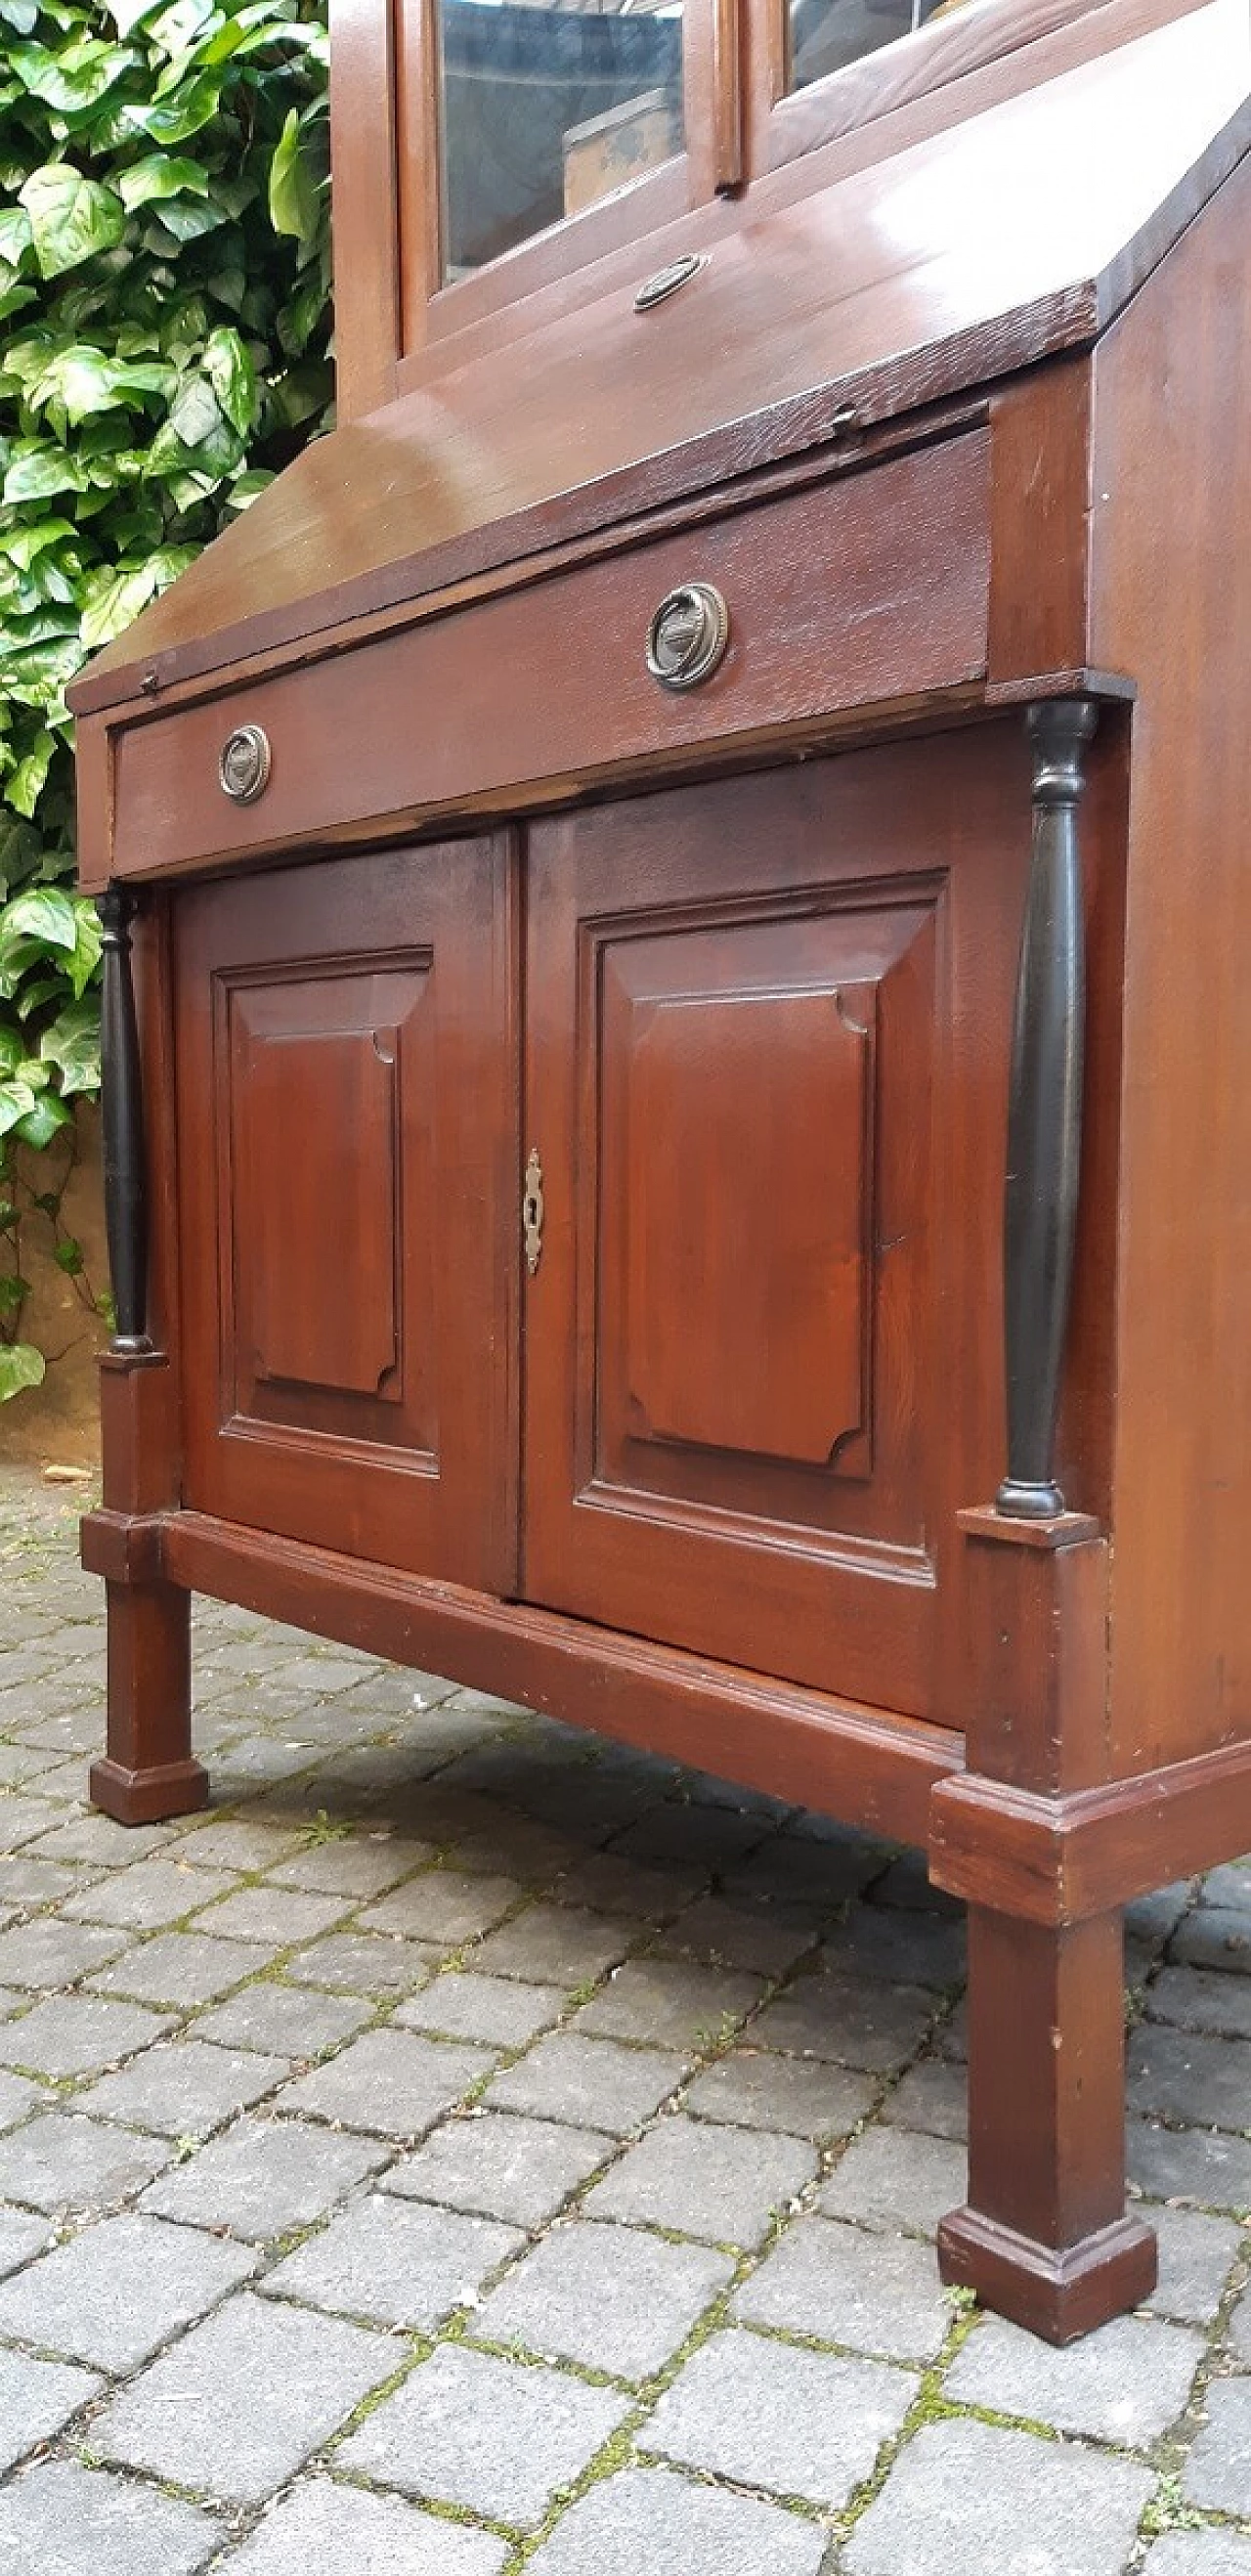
937 2205 1157 2343
90 1756 209 1826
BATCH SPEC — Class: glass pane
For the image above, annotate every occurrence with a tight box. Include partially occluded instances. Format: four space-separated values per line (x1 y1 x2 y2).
788 0 965 91
437 0 685 284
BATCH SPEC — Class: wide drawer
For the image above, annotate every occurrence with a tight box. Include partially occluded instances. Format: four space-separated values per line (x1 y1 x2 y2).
108 428 990 882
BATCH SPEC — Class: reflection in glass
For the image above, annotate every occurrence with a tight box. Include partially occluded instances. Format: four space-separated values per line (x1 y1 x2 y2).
788 0 961 90
437 0 685 284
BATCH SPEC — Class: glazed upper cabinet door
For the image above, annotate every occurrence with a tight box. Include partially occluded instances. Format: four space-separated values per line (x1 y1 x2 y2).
393 0 736 350
523 734 1032 1720
176 837 519 1588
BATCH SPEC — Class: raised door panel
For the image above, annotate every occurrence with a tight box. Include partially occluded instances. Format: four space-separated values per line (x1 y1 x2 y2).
523 731 1032 1719
176 838 517 1586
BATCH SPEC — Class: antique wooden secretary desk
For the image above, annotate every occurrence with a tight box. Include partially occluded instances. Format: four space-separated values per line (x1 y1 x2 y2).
71 0 1251 2338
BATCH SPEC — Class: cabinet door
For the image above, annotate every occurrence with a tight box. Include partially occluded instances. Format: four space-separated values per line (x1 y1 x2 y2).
523 732 1030 1720
176 837 518 1588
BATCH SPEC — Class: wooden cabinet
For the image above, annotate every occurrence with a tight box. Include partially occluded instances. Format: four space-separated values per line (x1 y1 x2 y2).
71 0 1251 2349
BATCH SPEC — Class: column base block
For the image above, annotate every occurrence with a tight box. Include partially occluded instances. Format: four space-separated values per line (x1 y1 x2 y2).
90 1756 209 1826
937 2205 1157 2343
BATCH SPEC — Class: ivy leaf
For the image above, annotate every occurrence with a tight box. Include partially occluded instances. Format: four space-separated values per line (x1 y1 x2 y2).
122 71 219 146
0 208 33 270
65 897 104 999
5 728 56 819
39 996 101 1096
0 1343 45 1401
202 324 256 437
12 1088 71 1147
117 153 211 212
9 39 137 117
2 444 89 503
269 107 318 249
2 886 76 951
0 0 40 33
19 167 127 280
0 1076 38 1135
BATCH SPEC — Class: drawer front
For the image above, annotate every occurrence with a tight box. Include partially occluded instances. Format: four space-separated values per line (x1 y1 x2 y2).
110 429 990 881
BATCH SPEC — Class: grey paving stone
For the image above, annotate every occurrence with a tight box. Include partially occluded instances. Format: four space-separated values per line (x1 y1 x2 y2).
383 2109 615 2226
817 2127 967 2238
0 2110 171 2213
553 1852 709 1920
177 1820 308 1872
880 2056 970 2140
947 2309 1204 2444
81 2038 289 2137
1128 2025 1251 2129
822 1905 966 1989
285 1931 437 1995
91 1930 273 2007
0 2209 255 2370
0 2459 219 2576
642 2324 914 2504
24 1812 169 1868
575 1959 765 2052
485 2032 686 2133
446 1814 581 1883
1223 2280 1251 2366
683 2047 874 2140
280 2028 495 2139
474 2216 733 2379
62 1855 238 1929
1173 1909 1251 1974
1129 2118 1251 2213
1126 1883 1193 1946
472 1902 636 1987
752 1972 937 2073
338 2341 629 2530
657 1892 820 1977
194 1885 352 1946
0 2347 102 2473
269 1834 434 1899
0 2070 40 2132
141 2115 387 2238
0 1915 128 1988
0 2207 53 2274
360 1869 522 1943
264 2193 522 2329
217 2476 508 2574
734 2214 950 2362
614 1804 772 1872
1186 2380 1251 2513
1144 2538 1251 2576
1147 2204 1242 2324
0 1799 72 1856
524 2464 826 2576
0 1992 172 2076
869 1852 965 1915
845 2419 1152 2576
97 2290 396 2503
0 1855 94 1905
193 1981 373 2059
1148 1967 1251 2040
1202 1864 1251 1912
396 1972 565 2047
586 2111 814 2248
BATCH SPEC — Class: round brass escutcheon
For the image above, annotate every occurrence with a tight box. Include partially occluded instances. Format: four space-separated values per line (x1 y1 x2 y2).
645 583 730 691
633 252 706 313
219 721 272 804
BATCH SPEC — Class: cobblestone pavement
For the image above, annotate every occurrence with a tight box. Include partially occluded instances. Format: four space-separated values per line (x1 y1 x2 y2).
2 1465 1251 2572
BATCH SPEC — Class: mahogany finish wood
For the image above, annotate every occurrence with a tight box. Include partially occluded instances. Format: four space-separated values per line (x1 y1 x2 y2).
72 0 1251 2343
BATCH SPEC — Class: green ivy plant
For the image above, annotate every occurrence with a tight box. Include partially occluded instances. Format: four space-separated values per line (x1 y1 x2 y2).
0 0 332 1401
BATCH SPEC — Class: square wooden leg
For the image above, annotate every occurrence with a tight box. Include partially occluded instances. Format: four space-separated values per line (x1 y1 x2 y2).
91 1578 208 1825
937 1906 1156 2341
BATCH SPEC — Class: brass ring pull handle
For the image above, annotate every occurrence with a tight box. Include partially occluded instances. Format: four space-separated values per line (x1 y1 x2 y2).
219 722 272 804
646 584 730 691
